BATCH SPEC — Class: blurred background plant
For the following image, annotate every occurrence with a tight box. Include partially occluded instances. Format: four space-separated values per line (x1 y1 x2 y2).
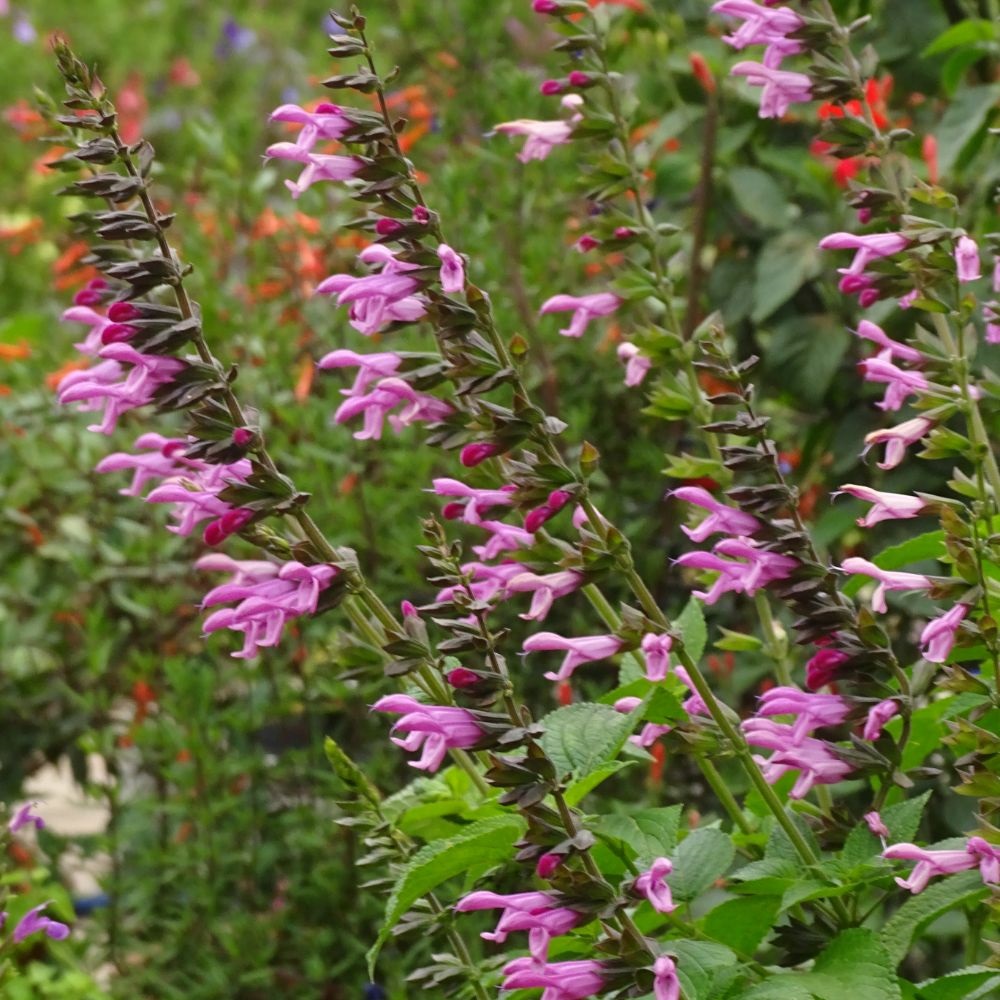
1 0 998 995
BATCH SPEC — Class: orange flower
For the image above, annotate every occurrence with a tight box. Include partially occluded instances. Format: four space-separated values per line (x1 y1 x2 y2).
293 355 314 402
0 341 31 360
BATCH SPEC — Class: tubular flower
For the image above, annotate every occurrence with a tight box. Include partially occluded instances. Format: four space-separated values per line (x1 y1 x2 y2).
265 140 365 199
199 558 337 659
145 458 253 536
94 433 194 496
634 857 677 913
372 694 483 772
840 557 932 613
756 687 851 740
617 342 651 386
505 569 584 621
523 631 623 681
863 699 898 740
471 519 535 561
332 377 452 440
857 356 930 412
711 1 805 67
435 561 525 607
854 319 924 365
431 477 517 524
317 348 403 395
920 603 969 663
674 665 709 716
729 61 812 118
835 485 926 527
539 291 621 338
454 891 584 961
954 235 981 283
614 697 672 747
819 231 910 275
865 811 889 838
61 303 111 356
653 956 681 1000
11 903 70 943
436 243 465 293
863 417 934 471
882 841 986 893
268 101 353 145
744 721 853 798
642 632 673 682
8 802 45 834
672 486 761 542
493 94 584 163
501 957 607 1000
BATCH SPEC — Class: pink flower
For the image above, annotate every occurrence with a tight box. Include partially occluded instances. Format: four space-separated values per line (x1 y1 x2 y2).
432 477 516 523
857 356 930 411
536 852 563 879
539 291 620 338
882 842 980 893
955 235 981 283
642 633 673 682
672 486 761 542
634 857 677 913
674 666 709 716
8 802 44 834
505 569 584 621
437 243 465 293
840 557 932 613
653 955 681 1000
985 304 1000 345
863 417 933 470
729 61 812 118
614 697 671 748
494 95 584 163
61 303 111 356
523 631 623 681
805 646 849 690
502 957 607 1000
95 433 195 497
11 903 70 943
371 694 483 772
460 442 502 468
455 890 583 961
819 232 910 276
617 342 651 386
269 101 352 143
920 603 969 663
745 722 853 798
863 699 898 740
854 320 924 365
712 0 804 67
471 519 534 560
835 485 926 527
865 811 889 838
317 348 403 394
265 139 365 198
968 837 1000 885
333 377 451 440
756 687 851 740
145 458 252 536
199 559 337 659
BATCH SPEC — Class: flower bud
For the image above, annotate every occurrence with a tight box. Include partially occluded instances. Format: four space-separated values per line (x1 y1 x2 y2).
567 70 592 88
535 852 563 878
441 501 465 520
108 301 141 322
532 0 560 11
101 323 136 344
401 600 419 618
460 442 502 467
232 427 254 447
375 217 403 236
446 667 480 688
540 79 564 96
412 205 430 224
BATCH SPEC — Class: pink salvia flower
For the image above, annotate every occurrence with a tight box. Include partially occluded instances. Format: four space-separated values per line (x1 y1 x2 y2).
854 320 925 365
455 890 583 961
805 646 849 690
617 342 652 386
712 0 804 67
835 485 926 527
920 603 969 663
674 665 709 716
653 956 681 1000
145 458 252 536
672 485 761 541
199 559 337 659
505 569 584 621
265 142 365 198
863 417 934 470
436 243 465 293
95 433 194 497
863 699 898 740
523 631 623 681
819 231 910 275
61 303 111 356
371 694 483 772
501 957 607 1000
968 837 1000 886
460 442 502 467
955 235 981 283
539 291 621 338
713 537 798 592
882 842 979 893
317 349 403 394
536 852 563 879
333 377 451 440
615 697 672 748
269 102 352 144
865 811 889 838
493 94 584 163
471 519 534 560
857 356 930 411
729 61 812 118
12 903 70 943
744 722 853 797
985 304 1000 345
756 687 851 740
840 557 932 613
431 478 516 524
8 803 44 834
642 633 673 682
634 857 677 913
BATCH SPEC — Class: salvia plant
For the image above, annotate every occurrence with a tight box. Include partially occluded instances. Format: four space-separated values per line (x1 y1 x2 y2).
13 0 1000 996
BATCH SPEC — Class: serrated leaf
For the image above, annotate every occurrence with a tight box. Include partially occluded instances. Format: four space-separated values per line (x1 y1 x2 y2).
916 967 1000 1000
366 815 524 975
539 702 638 779
667 827 735 901
563 760 634 806
703 894 781 955
801 928 902 1000
592 805 682 869
842 791 932 867
677 597 707 664
669 939 739 1000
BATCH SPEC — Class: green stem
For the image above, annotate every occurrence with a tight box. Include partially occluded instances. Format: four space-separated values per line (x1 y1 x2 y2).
754 591 794 688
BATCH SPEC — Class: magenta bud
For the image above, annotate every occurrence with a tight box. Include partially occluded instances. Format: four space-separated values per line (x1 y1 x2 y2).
401 600 419 618
108 301 141 322
575 235 601 253
614 226 636 240
441 501 465 520
547 489 572 511
859 288 880 308
232 427 254 447
533 0 560 11
160 441 187 458
202 519 226 547
857 208 873 224
536 852 562 878
412 205 430 224
446 667 480 688
100 323 136 345
540 79 564 96
88 278 108 290
805 647 849 690
73 288 102 306
568 70 591 87
375 217 404 236
460 442 502 467
315 102 340 113
524 505 553 534
220 508 254 534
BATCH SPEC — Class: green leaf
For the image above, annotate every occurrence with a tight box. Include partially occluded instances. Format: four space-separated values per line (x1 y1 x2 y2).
934 84 1000 177
842 531 945 598
703 894 781 955
714 628 762 652
592 805 682 868
841 791 932 868
667 827 735 901
539 701 638 779
366 814 524 975
763 316 850 405
751 232 822 322
743 979 817 1000
922 19 996 57
916 967 1000 1000
563 760 634 806
880 871 987 966
801 928 902 1000
669 940 739 1000
728 166 791 229
677 597 707 664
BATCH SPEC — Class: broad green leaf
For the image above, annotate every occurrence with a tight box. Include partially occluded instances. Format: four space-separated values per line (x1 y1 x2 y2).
880 871 987 966
540 701 638 778
842 531 944 598
669 940 739 1000
703 894 781 955
677 597 707 664
841 791 932 868
751 232 822 322
564 760 634 806
743 979 817 1000
801 928 902 1000
763 316 850 405
667 827 735 901
592 804 683 868
922 19 996 56
934 84 1000 177
366 814 524 974
917 967 1000 1000
728 166 791 229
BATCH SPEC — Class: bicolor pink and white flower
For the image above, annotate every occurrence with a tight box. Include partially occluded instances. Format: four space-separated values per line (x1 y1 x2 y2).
730 61 812 118
920 603 969 663
634 857 677 914
539 291 620 338
505 569 584 621
863 417 934 470
617 342 652 387
372 694 484 772
840 557 932 613
522 631 621 681
835 484 926 527
493 94 584 163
